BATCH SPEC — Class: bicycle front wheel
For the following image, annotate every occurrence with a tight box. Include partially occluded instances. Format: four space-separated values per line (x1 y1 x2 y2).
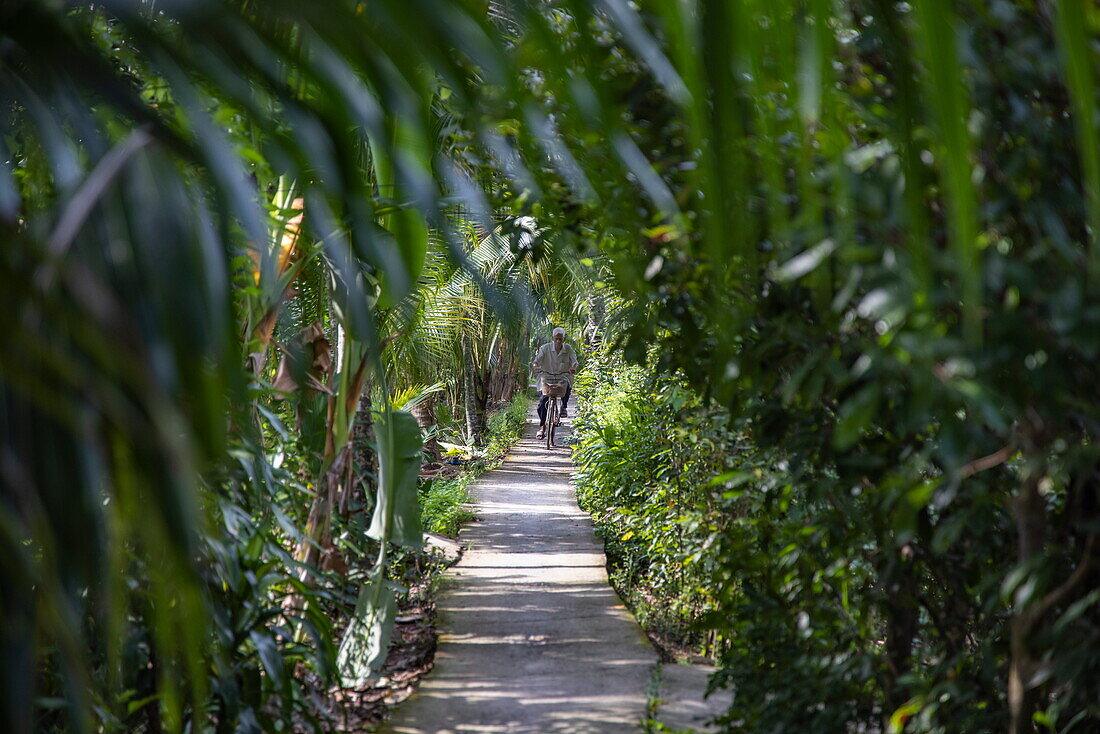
546 401 557 449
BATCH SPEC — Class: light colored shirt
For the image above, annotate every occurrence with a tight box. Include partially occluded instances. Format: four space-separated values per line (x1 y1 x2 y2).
533 341 579 391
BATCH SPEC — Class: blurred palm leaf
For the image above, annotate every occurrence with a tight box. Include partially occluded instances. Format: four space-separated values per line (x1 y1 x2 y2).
0 0 532 729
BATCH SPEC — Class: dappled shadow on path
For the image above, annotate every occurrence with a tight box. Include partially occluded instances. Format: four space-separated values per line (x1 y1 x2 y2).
383 409 655 733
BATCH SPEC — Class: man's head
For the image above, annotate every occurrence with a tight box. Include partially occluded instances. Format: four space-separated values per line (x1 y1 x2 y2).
552 327 565 346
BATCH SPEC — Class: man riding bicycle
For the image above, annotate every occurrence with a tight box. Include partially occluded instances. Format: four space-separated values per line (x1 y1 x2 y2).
533 327 579 440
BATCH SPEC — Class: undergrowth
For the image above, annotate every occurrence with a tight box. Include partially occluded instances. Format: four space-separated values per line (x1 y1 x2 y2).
418 394 530 536
572 349 723 662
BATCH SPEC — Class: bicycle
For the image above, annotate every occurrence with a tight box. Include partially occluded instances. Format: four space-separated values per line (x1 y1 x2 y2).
540 371 569 449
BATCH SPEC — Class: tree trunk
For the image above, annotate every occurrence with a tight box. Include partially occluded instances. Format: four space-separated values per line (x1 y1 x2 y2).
462 334 479 445
293 348 370 585
344 389 376 515
476 362 491 429
487 340 511 406
1008 471 1047 734
499 359 518 404
882 543 919 712
585 293 605 347
410 395 438 462
296 394 342 581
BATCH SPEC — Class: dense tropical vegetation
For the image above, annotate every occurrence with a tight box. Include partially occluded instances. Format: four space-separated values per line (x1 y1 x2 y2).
2 0 1098 732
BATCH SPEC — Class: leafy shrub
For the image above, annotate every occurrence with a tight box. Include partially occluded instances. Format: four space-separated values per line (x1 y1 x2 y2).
572 347 1022 733
419 473 478 537
482 396 531 465
573 348 726 655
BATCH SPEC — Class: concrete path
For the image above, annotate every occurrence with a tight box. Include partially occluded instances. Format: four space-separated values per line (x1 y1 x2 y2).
384 407 727 734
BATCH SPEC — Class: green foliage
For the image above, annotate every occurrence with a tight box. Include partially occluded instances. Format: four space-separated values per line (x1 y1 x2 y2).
6 0 1100 731
204 478 342 732
0 0 513 728
573 349 727 653
573 350 1015 732
368 410 425 550
542 2 1100 730
339 409 424 687
482 395 533 466
420 472 479 538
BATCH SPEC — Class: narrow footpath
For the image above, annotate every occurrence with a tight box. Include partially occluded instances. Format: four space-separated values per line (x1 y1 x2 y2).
384 406 725 734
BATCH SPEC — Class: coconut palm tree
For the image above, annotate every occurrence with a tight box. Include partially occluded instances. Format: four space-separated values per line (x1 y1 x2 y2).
382 214 592 447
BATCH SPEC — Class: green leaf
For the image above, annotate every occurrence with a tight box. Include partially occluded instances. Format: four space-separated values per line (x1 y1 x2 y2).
1032 710 1055 731
255 404 289 441
126 693 160 716
248 629 285 690
773 239 837 282
336 580 396 687
832 384 880 450
911 0 981 345
367 409 424 548
386 206 429 305
888 698 923 733
1054 0 1100 278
